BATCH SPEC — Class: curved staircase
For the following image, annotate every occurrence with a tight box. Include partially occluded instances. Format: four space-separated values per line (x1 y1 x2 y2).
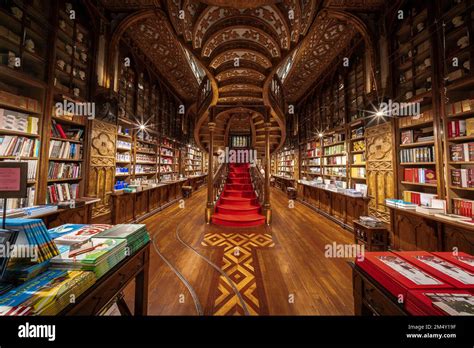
212 163 265 227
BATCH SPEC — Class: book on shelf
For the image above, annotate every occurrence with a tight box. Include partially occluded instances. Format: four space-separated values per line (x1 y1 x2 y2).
352 140 365 152
46 183 79 204
448 118 474 138
351 127 364 139
401 127 433 145
451 168 474 188
352 153 365 165
0 90 41 114
450 142 474 162
51 120 84 141
0 109 39 135
351 167 366 179
3 159 37 181
400 146 435 163
446 99 474 116
49 140 82 160
0 136 40 157
403 168 436 184
47 162 81 180
452 198 474 218
402 191 437 206
0 188 35 210
324 144 345 155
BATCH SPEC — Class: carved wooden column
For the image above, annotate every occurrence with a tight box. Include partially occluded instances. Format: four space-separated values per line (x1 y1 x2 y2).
263 116 272 224
205 111 216 223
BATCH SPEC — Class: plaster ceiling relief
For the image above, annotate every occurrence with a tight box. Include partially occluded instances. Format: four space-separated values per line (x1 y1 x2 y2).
126 15 200 101
278 0 301 43
215 68 266 83
323 0 385 10
219 84 263 94
218 97 264 104
210 49 272 70
99 0 160 10
202 26 281 58
193 6 290 49
283 16 358 102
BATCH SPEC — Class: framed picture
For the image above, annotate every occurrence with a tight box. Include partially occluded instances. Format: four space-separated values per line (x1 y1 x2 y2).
0 162 28 199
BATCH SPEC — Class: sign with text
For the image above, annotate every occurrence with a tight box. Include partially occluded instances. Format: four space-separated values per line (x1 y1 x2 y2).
0 162 27 198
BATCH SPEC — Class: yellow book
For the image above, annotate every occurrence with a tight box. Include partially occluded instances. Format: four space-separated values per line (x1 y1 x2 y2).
466 118 474 136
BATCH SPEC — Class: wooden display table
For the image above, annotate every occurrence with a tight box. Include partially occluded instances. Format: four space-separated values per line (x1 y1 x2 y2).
353 220 389 251
60 243 150 316
111 180 186 224
272 175 296 193
351 262 408 316
297 181 369 230
185 174 208 192
387 205 474 254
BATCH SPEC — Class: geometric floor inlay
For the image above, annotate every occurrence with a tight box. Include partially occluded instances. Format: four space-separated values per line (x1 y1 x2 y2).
201 232 275 315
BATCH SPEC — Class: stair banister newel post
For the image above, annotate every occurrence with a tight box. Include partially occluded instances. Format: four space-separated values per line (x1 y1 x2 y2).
205 120 216 223
263 120 272 224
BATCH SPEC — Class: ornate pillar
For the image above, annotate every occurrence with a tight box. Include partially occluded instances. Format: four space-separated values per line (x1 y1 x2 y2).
263 116 272 225
205 111 216 223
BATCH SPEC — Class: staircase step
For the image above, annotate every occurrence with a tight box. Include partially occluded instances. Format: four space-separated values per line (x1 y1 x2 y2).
216 204 261 215
222 190 256 198
225 184 253 191
212 213 265 227
219 196 257 205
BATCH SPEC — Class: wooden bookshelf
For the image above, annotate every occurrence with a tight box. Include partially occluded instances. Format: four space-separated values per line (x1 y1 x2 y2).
299 138 322 179
275 148 296 178
349 120 367 188
134 131 159 181
159 136 180 182
322 129 348 188
183 144 203 177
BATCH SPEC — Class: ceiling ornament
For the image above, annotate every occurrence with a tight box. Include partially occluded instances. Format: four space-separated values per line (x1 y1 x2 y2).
126 14 200 101
209 49 272 69
193 6 289 50
202 26 281 58
219 84 263 93
283 15 358 102
215 68 266 83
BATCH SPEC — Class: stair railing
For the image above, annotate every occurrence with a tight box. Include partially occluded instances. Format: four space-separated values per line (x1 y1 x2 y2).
250 165 264 206
212 163 228 204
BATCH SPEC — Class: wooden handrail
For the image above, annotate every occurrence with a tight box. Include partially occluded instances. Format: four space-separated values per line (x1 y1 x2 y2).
250 165 264 206
212 162 227 203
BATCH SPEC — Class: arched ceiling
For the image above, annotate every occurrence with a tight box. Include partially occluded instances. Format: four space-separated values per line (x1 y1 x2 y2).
103 0 385 111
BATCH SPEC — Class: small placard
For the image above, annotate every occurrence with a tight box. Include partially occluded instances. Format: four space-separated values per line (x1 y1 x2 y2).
0 162 27 199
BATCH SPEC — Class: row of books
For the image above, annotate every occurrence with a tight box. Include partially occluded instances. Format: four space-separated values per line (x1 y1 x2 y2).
352 153 365 165
49 140 82 160
47 162 81 180
451 168 474 188
351 127 364 139
50 120 84 141
400 146 435 163
356 251 474 316
305 141 320 151
2 159 37 180
0 109 39 135
403 168 436 184
351 167 366 179
447 118 474 138
450 142 474 162
402 191 437 206
117 140 132 150
401 127 434 145
46 183 79 204
306 147 321 158
446 99 474 116
353 140 365 152
0 187 35 210
324 144 345 155
323 133 345 145
0 90 41 114
0 136 40 157
452 198 474 218
324 155 346 165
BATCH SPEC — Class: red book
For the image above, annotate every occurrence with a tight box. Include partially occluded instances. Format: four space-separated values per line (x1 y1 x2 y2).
394 251 474 290
55 123 67 139
406 290 473 316
355 252 451 299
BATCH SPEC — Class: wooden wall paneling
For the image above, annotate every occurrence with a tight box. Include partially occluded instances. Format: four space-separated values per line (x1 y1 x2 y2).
443 226 474 255
365 121 396 224
88 120 117 222
392 211 439 251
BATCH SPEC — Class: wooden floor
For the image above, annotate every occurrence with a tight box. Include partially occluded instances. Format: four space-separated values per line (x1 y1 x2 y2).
123 187 355 315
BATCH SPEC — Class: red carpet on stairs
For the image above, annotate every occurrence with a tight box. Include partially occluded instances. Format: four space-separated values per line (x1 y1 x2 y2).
212 163 266 227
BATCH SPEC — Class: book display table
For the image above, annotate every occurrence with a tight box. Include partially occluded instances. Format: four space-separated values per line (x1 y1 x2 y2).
353 220 389 251
272 175 296 193
59 243 150 316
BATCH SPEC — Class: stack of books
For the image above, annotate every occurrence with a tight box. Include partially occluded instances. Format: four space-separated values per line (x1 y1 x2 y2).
3 205 58 218
0 269 95 316
52 224 112 245
450 142 474 162
96 224 150 255
385 199 418 209
2 219 60 263
3 261 50 283
51 238 127 279
0 109 39 134
359 216 383 227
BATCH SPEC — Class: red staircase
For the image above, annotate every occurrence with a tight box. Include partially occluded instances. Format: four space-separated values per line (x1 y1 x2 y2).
212 163 265 227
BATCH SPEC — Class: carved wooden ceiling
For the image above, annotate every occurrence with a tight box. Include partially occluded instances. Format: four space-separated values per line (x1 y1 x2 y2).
102 0 384 107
